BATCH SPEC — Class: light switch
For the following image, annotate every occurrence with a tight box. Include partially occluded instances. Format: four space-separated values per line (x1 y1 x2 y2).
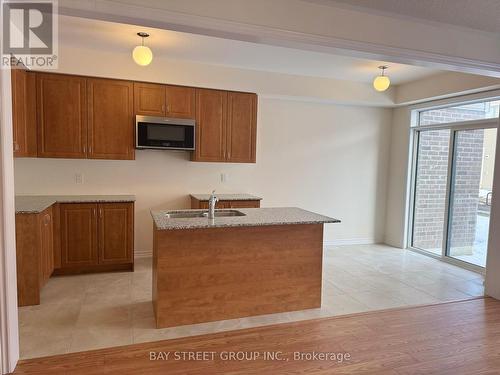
75 173 84 184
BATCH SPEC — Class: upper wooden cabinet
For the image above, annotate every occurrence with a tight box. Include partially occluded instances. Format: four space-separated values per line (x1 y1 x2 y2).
192 89 227 162
165 85 195 119
37 73 88 158
87 78 134 160
11 68 37 157
192 89 257 163
226 92 257 163
12 71 256 163
134 82 166 116
134 82 195 119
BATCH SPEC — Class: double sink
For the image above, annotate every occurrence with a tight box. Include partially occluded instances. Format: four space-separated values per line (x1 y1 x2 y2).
164 210 246 219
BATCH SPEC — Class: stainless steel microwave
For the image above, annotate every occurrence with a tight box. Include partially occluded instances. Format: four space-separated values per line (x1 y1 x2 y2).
136 115 195 151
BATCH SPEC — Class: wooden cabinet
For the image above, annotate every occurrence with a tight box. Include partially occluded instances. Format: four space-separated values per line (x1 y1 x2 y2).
88 78 134 160
11 68 37 157
192 89 257 163
40 207 54 285
165 85 195 119
226 92 257 163
192 89 227 162
134 82 195 119
191 198 260 209
16 201 134 305
15 207 54 306
36 73 88 158
58 202 134 274
225 200 260 208
134 82 166 116
12 71 257 163
98 203 134 265
60 203 98 268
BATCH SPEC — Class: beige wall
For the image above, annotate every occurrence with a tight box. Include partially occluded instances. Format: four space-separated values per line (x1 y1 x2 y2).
384 107 413 248
396 72 500 106
15 99 391 253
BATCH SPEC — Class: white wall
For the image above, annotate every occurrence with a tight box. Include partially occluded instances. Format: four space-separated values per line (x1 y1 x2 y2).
15 99 391 253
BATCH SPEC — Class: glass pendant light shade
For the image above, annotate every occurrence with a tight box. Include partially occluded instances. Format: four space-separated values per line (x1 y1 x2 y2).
132 32 153 66
373 65 390 92
373 75 390 91
132 45 153 66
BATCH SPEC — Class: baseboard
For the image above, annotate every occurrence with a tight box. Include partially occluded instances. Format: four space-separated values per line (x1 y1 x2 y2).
323 238 377 247
134 249 152 258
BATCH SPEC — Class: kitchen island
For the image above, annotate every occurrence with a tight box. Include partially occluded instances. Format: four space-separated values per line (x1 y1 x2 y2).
151 207 340 328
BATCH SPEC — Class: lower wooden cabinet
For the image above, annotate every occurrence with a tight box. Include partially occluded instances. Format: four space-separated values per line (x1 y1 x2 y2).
191 198 260 209
60 203 98 268
15 207 54 306
15 201 134 305
98 203 134 265
59 202 134 274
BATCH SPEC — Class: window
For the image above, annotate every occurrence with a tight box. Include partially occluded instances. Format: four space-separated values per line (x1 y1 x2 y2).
410 98 499 269
419 100 500 126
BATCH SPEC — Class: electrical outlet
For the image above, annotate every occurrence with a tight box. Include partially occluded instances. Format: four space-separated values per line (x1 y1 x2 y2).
75 173 84 184
220 173 228 183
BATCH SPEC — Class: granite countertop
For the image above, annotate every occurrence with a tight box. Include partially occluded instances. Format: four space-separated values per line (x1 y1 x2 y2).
190 193 262 201
15 195 136 213
151 207 340 230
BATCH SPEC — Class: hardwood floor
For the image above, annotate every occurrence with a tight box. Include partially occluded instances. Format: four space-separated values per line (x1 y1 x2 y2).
13 297 500 374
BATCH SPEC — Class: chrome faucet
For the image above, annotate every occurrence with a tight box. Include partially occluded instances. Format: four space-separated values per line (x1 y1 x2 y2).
208 190 218 219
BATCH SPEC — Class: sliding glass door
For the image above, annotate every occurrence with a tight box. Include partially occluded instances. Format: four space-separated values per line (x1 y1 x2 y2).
410 99 500 270
412 129 451 256
447 128 497 267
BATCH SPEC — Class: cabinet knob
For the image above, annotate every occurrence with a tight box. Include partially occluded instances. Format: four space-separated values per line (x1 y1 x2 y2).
13 142 19 151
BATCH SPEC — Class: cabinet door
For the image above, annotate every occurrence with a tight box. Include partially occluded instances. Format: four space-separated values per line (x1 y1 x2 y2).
134 82 165 116
37 73 87 158
11 69 37 157
60 203 98 267
192 89 227 162
226 92 257 163
165 85 195 119
98 203 134 265
88 78 134 160
40 207 54 285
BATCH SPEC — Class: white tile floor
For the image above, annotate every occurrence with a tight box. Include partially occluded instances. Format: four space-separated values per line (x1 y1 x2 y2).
18 244 484 359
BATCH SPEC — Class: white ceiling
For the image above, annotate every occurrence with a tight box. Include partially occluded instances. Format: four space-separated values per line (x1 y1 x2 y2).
318 0 500 34
59 15 440 85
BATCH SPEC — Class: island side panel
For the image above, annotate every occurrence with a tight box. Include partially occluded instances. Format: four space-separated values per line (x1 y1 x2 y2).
152 222 159 320
153 223 323 328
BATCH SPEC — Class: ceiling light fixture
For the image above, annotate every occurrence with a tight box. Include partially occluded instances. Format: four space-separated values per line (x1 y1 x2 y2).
132 32 153 66
373 65 390 92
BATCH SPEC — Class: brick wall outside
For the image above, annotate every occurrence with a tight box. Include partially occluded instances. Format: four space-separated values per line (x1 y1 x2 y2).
413 108 487 253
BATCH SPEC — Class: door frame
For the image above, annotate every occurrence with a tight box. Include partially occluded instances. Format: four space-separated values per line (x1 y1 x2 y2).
0 65 20 373
407 102 500 273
